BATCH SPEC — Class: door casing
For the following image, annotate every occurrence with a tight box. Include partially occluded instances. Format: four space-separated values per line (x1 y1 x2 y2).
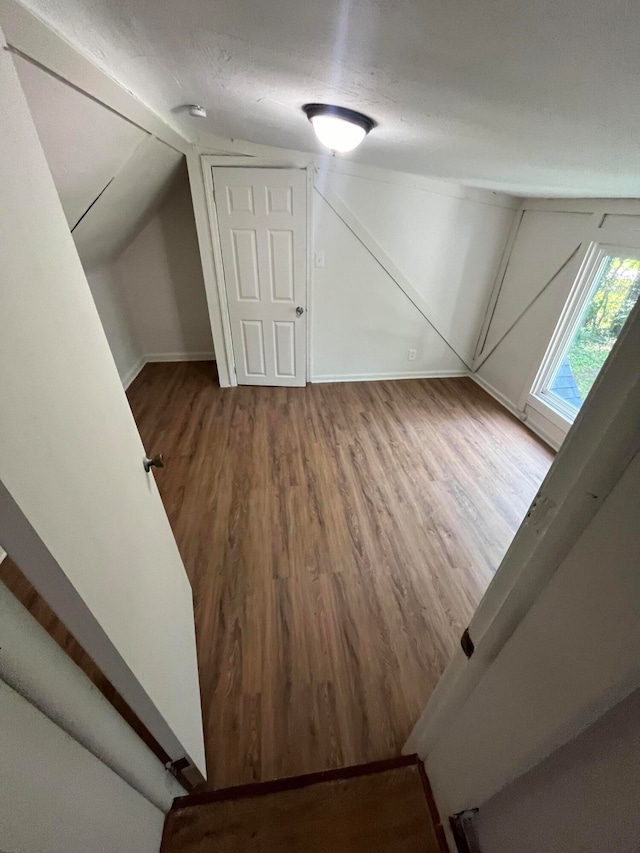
212 166 308 386
201 160 314 387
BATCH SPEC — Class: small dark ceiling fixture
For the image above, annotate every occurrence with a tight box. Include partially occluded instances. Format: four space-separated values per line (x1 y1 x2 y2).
302 104 376 153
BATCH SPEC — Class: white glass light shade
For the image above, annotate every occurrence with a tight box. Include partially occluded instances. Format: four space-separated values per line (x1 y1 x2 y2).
310 114 368 153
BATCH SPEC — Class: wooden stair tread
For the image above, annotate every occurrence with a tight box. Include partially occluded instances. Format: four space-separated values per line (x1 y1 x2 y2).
161 762 444 852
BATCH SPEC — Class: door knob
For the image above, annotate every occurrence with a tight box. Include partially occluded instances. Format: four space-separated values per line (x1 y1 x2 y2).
296 306 304 317
144 453 165 472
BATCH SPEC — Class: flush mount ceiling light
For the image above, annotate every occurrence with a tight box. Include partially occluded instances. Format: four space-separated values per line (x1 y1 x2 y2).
303 104 375 153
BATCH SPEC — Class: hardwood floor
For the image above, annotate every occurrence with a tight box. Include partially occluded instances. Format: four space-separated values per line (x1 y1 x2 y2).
129 364 553 788
161 759 443 853
0 363 553 790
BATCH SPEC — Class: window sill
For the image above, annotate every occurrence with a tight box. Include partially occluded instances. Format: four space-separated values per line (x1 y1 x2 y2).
526 392 575 438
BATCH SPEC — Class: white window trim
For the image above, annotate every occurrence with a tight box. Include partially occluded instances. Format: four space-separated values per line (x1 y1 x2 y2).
528 241 640 431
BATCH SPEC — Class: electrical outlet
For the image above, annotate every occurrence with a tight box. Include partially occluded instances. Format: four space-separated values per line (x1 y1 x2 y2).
408 348 417 361
314 250 325 268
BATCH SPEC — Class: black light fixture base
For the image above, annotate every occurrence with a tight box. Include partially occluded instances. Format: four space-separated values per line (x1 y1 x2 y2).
302 103 376 134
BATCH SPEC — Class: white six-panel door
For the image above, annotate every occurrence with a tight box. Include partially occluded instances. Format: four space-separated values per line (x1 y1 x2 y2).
1 41 205 780
212 167 307 386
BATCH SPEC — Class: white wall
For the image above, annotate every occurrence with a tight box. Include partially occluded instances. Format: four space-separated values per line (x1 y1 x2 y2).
475 201 640 447
80 167 215 389
85 263 144 386
474 687 640 853
192 149 519 387
117 167 214 362
311 167 518 381
0 677 164 853
311 188 456 380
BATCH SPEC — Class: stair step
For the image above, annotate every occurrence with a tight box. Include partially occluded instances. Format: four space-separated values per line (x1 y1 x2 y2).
161 756 447 852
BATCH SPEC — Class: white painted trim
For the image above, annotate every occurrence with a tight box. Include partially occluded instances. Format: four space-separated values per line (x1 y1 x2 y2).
196 134 314 162
144 352 216 363
473 208 525 363
192 151 316 389
314 181 473 369
186 149 234 387
195 135 522 210
526 240 640 436
200 153 312 169
470 373 524 419
528 242 606 409
525 392 572 434
201 158 238 386
0 0 189 154
524 197 640 215
522 403 565 451
0 545 6 564
470 374 558 450
312 369 469 384
306 165 314 383
322 159 522 210
204 160 310 387
476 242 585 374
122 356 146 391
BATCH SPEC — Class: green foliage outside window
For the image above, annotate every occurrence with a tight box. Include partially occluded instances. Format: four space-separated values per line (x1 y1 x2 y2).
566 257 640 399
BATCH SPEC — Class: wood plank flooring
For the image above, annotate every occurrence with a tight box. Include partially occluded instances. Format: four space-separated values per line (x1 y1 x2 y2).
129 364 552 788
161 761 442 853
0 363 553 790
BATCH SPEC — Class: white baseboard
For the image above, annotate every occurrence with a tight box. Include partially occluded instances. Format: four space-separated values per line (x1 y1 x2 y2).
122 356 146 390
0 546 6 564
144 352 216 363
311 369 469 384
470 373 557 450
470 373 524 420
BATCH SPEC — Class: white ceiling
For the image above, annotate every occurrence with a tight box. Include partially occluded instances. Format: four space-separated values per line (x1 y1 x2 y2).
19 0 640 196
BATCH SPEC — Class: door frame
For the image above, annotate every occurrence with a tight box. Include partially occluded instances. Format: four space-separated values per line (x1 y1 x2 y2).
199 156 313 387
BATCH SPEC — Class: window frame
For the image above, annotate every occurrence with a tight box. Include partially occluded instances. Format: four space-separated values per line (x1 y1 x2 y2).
528 241 640 426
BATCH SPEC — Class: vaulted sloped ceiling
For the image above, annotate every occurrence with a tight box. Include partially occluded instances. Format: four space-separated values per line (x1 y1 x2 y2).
15 53 182 268
16 0 640 197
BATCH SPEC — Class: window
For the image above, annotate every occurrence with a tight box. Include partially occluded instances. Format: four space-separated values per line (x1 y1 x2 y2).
530 244 640 425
